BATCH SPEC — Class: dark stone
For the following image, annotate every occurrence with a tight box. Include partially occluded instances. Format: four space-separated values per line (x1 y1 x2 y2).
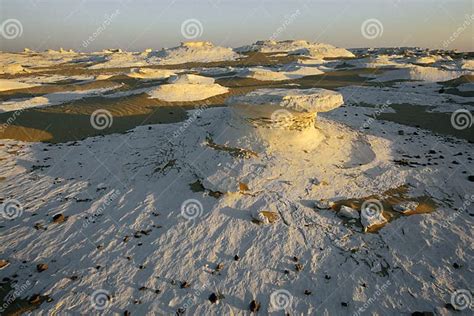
52 214 67 223
250 300 260 312
36 263 48 272
295 263 303 272
209 293 219 304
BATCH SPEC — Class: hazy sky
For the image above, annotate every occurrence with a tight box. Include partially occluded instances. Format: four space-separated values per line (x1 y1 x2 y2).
1 0 473 52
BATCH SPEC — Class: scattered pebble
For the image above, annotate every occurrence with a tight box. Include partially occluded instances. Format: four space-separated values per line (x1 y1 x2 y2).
338 205 359 219
209 293 219 304
52 214 67 224
234 255 240 261
393 201 419 214
0 260 9 270
36 263 48 272
180 281 190 289
314 199 334 210
250 300 260 312
215 263 224 272
304 290 312 295
295 263 303 272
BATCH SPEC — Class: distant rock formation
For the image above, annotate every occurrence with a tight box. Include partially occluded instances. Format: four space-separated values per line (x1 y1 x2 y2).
236 40 354 59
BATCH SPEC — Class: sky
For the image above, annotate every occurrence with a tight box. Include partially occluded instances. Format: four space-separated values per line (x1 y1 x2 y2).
0 0 473 52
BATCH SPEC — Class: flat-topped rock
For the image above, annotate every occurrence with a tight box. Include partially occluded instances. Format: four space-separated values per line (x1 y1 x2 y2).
181 41 214 48
226 88 344 113
168 74 215 85
236 40 354 58
147 74 228 102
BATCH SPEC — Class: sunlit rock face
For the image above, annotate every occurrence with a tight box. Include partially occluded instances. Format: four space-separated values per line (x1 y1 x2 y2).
224 88 344 153
236 40 355 58
147 74 228 102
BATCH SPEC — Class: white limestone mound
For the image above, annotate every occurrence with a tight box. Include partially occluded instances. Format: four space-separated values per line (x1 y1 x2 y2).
239 65 324 81
460 59 474 71
228 88 344 113
89 51 147 69
167 73 214 85
0 79 38 92
290 46 355 59
224 88 344 153
127 68 176 80
147 74 228 102
351 55 406 69
338 205 360 219
0 85 122 113
156 41 241 65
0 64 28 75
413 55 447 65
375 65 469 82
393 201 419 214
236 40 354 59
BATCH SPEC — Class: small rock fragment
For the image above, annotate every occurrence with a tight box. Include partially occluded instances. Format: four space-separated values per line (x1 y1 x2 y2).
252 211 279 224
215 263 224 272
234 255 240 261
0 260 9 270
180 281 190 289
37 263 48 272
295 263 303 272
304 290 312 295
52 214 67 224
361 209 387 232
29 294 42 305
250 299 260 312
338 205 359 219
209 293 220 304
314 200 334 210
393 201 419 214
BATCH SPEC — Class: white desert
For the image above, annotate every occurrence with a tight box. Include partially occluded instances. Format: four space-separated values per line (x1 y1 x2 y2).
0 37 472 316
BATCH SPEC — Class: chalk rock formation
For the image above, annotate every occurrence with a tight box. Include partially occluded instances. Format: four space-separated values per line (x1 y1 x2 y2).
155 41 241 65
224 88 344 152
147 74 228 102
236 40 354 59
